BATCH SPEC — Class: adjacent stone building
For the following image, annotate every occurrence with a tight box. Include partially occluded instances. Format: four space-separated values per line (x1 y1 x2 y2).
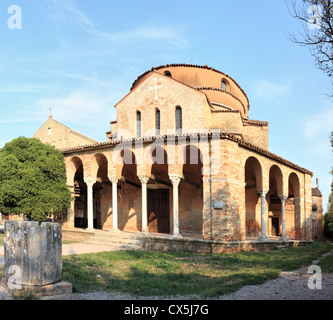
49 64 322 241
33 114 99 150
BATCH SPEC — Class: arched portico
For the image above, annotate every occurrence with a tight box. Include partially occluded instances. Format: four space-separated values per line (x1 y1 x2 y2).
288 172 301 239
147 146 171 234
179 145 204 237
268 165 286 239
68 157 88 229
116 149 142 232
89 153 112 229
244 157 263 239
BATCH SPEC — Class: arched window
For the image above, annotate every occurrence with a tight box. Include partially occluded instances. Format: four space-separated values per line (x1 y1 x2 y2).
136 111 142 137
164 71 172 78
176 106 182 133
155 109 161 135
221 80 227 92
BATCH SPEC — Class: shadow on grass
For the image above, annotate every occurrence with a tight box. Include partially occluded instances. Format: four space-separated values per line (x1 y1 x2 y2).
62 261 279 298
61 241 333 298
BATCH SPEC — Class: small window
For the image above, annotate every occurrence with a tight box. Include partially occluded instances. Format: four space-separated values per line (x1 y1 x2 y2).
48 127 52 135
164 71 172 78
155 109 161 135
176 106 182 133
221 80 226 92
136 111 142 137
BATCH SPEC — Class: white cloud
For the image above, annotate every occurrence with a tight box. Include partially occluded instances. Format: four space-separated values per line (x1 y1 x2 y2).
0 118 37 124
0 84 54 94
46 70 115 88
43 0 189 49
304 107 333 140
43 0 95 32
35 89 115 125
253 80 293 104
302 106 333 209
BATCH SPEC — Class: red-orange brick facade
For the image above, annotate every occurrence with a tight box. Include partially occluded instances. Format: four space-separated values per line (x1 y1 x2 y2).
62 64 322 242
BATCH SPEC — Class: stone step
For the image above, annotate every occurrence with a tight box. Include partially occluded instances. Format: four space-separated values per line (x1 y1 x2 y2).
83 231 145 250
274 245 287 250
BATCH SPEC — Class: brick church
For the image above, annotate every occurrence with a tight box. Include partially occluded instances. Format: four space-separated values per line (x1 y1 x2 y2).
35 64 323 242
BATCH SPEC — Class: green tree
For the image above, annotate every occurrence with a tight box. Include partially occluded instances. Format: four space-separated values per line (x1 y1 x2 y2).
0 137 71 222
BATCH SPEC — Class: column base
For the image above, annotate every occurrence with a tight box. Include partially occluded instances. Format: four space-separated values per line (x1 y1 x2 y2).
280 236 289 242
258 235 269 241
172 234 182 239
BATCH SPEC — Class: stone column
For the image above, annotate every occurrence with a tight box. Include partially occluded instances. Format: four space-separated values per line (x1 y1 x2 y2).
259 189 269 241
280 195 288 241
294 197 302 240
139 176 149 234
84 178 96 230
170 175 181 238
110 177 119 232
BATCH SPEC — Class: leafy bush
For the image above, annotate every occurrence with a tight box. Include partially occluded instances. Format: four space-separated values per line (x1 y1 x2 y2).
0 137 71 222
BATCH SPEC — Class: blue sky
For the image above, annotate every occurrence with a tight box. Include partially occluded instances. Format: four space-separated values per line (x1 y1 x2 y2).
0 0 332 209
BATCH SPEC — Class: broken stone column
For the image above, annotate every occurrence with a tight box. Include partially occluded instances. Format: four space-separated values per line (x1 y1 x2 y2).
4 220 62 287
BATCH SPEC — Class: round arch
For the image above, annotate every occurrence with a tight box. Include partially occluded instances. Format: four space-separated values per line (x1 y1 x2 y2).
245 156 263 237
268 164 284 237
117 149 141 232
90 153 109 181
66 156 84 184
180 144 203 237
113 147 137 179
245 157 263 191
288 172 301 239
145 144 168 177
269 165 283 197
68 156 88 229
288 172 300 198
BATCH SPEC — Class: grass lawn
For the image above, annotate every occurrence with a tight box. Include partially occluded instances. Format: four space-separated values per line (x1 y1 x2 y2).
0 235 331 298
61 240 333 298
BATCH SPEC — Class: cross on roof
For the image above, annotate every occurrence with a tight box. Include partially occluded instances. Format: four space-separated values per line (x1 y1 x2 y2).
149 78 162 101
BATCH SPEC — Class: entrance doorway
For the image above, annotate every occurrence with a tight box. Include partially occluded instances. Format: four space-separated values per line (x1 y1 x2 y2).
271 217 279 236
93 185 102 229
148 189 170 234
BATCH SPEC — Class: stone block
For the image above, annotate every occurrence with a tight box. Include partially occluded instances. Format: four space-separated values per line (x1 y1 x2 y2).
4 221 62 287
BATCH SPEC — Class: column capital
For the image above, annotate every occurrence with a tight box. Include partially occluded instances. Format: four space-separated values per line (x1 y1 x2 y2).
109 176 118 184
258 189 269 196
279 195 288 202
84 178 96 187
169 175 181 186
138 175 150 184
